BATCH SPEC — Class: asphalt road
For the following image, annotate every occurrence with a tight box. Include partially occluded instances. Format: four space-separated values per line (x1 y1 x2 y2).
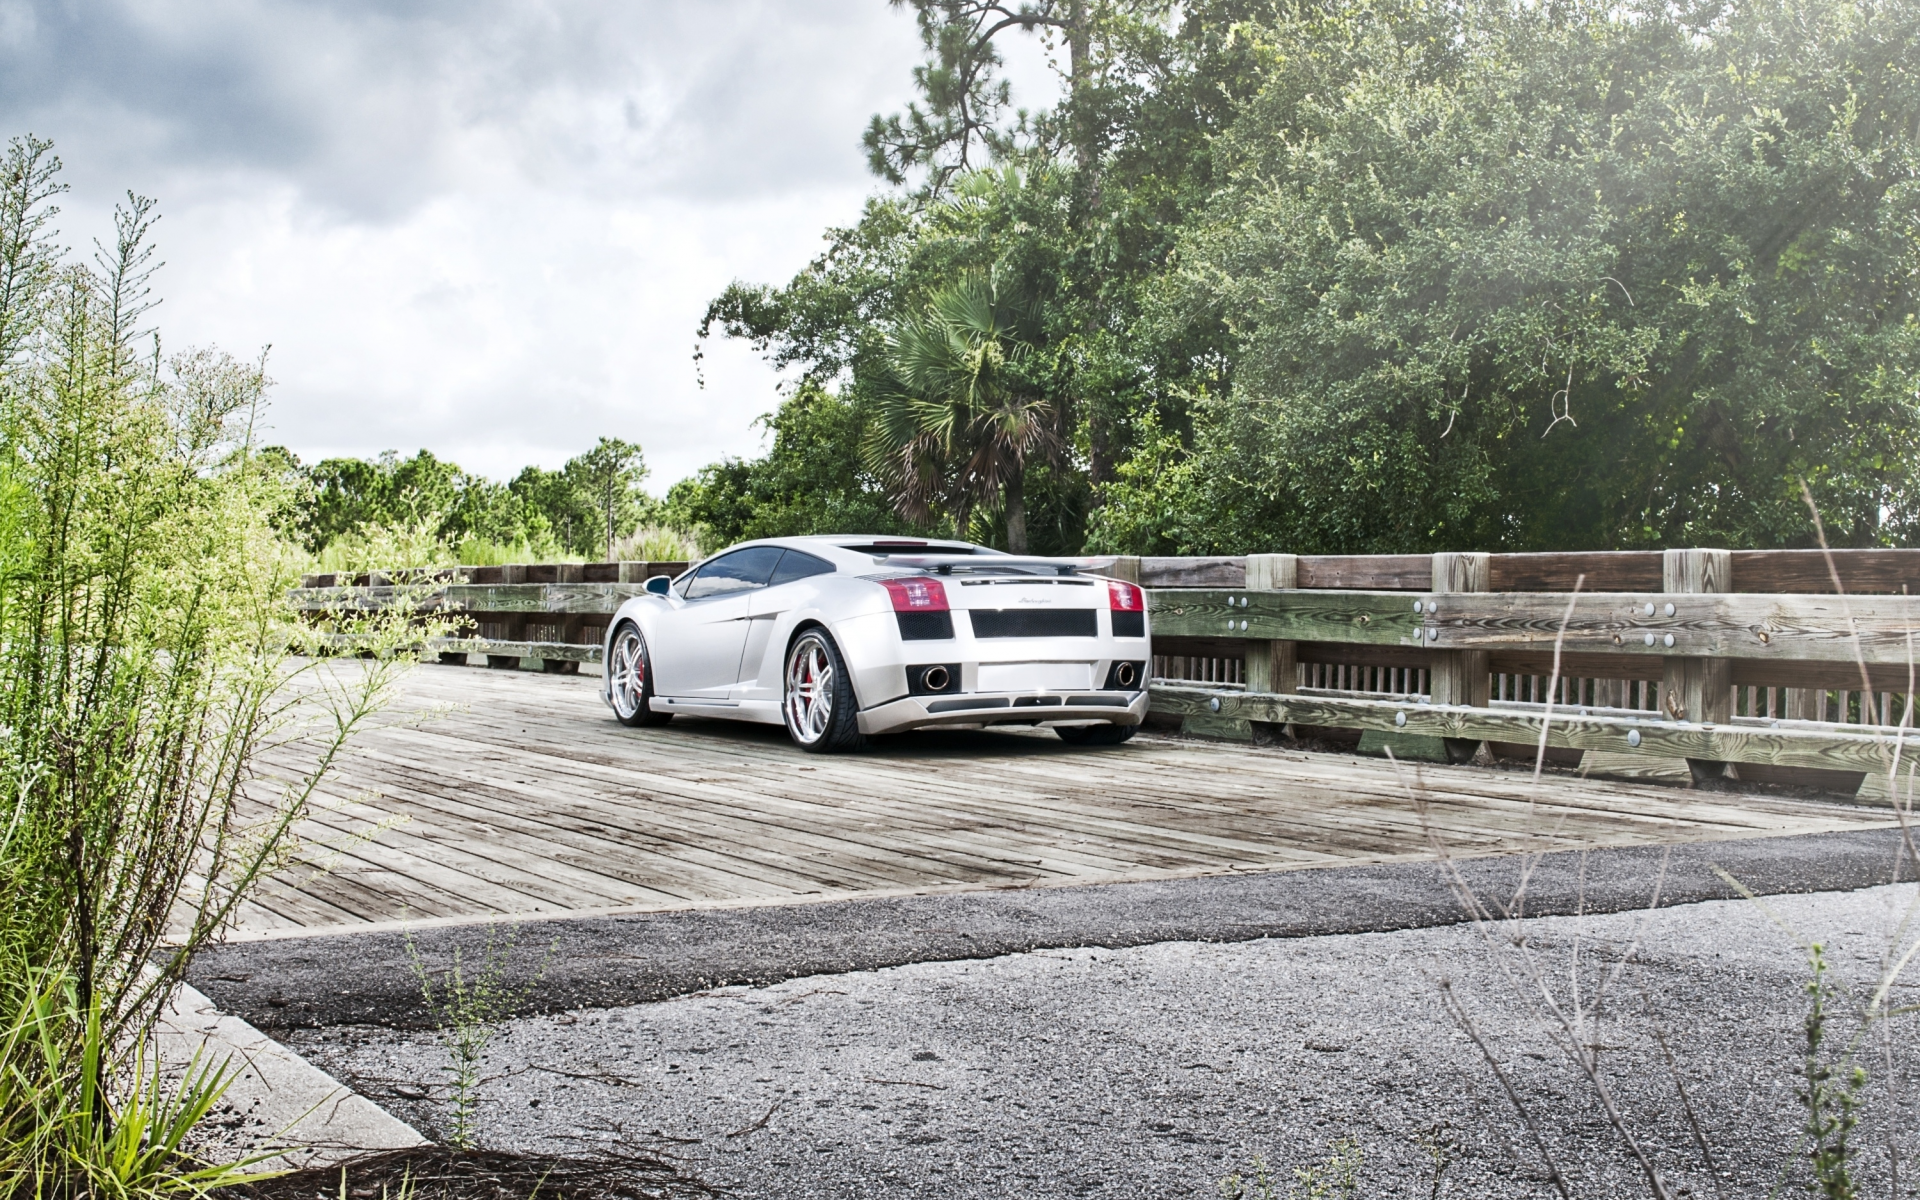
193 825 1916 1032
287 875 1920 1198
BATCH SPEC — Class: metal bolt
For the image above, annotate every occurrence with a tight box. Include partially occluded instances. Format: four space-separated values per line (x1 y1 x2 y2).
1644 632 1656 646
1413 600 1424 613
1426 600 1438 613
1663 633 1675 648
1427 627 1439 641
1644 602 1655 616
1664 602 1676 617
1209 697 1221 712
1395 710 1407 727
1240 619 1249 631
1627 728 1642 747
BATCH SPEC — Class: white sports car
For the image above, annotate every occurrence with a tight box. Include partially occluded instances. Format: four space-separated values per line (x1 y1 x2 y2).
600 535 1150 752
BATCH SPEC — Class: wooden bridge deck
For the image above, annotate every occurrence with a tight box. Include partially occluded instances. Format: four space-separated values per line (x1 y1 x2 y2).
234 664 1899 938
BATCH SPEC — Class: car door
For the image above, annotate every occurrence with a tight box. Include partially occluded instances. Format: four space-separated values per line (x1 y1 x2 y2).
735 549 838 704
650 546 783 700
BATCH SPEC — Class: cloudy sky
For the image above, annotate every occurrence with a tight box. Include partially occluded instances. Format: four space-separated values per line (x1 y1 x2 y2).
0 1 1059 489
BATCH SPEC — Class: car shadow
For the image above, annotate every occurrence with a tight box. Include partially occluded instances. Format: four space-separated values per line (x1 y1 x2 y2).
654 715 1119 759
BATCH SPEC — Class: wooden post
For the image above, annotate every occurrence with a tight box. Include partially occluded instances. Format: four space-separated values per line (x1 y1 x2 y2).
1431 552 1491 764
1664 548 1735 784
1241 554 1299 745
616 561 649 584
1106 556 1142 585
1243 554 1298 695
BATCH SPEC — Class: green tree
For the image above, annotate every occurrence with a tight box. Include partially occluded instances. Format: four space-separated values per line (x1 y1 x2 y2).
701 164 1092 551
873 270 1059 551
295 449 464 551
706 4 1263 540
564 436 648 561
507 464 592 555
664 385 913 549
1163 0 1920 552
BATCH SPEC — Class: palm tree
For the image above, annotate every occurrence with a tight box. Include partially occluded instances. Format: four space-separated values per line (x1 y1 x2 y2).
870 271 1058 553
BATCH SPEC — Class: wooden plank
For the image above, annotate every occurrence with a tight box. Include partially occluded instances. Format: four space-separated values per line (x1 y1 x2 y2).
1729 660 1920 691
1489 650 1663 681
1148 588 1920 665
1139 557 1245 587
1489 552 1664 592
429 639 601 663
1732 549 1920 595
1154 636 1252 660
1301 643 1438 669
1297 555 1430 590
225 663 1897 935
1151 683 1915 775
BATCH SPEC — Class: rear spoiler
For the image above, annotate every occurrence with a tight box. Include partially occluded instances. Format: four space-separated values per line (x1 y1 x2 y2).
879 554 1120 577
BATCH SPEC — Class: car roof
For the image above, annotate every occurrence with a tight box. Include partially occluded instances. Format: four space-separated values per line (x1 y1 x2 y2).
695 535 1000 573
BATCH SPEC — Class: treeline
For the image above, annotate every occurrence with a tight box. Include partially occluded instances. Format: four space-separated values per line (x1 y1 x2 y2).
669 0 1920 555
268 437 694 565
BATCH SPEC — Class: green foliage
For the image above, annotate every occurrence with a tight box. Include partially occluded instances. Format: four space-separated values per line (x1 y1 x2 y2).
872 269 1060 552
1083 406 1201 554
0 967 279 1198
1801 944 1867 1198
698 164 1101 552
706 0 1920 556
0 134 429 1194
701 4 1293 553
1172 0 1920 552
282 437 665 565
1220 1139 1363 1200
664 385 914 550
611 524 700 563
408 926 549 1151
566 436 648 561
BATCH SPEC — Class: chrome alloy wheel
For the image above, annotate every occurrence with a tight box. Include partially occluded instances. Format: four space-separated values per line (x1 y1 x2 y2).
608 626 647 720
784 633 835 744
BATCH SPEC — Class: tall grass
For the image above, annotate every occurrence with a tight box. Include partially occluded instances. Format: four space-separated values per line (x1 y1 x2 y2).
0 135 427 1194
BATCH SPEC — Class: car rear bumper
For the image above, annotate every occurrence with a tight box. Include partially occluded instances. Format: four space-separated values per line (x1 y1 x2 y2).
856 689 1151 736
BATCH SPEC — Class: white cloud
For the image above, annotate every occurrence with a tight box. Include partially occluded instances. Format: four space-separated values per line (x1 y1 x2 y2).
0 0 1063 489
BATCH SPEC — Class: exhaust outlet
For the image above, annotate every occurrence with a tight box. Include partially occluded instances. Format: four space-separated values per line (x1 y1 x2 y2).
921 665 951 691
1114 661 1138 688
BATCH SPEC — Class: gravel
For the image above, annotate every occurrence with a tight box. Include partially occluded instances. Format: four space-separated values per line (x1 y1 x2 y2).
288 879 1920 1198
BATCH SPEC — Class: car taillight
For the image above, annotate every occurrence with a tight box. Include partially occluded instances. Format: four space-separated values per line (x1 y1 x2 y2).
881 576 949 612
1107 580 1144 612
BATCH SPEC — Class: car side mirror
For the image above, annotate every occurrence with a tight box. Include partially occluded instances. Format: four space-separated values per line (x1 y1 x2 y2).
645 575 672 596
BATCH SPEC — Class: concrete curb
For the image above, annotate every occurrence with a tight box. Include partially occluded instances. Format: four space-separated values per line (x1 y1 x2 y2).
156 983 427 1169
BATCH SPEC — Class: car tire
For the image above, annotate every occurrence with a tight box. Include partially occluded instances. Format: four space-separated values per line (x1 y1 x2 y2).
783 628 866 753
1054 723 1138 746
606 623 672 728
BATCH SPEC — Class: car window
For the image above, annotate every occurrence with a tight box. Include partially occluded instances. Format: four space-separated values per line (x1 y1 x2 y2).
768 549 836 587
683 546 784 599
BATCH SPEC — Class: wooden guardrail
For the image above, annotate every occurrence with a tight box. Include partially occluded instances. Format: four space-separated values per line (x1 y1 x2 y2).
296 560 688 671
1116 549 1920 797
295 548 1920 796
